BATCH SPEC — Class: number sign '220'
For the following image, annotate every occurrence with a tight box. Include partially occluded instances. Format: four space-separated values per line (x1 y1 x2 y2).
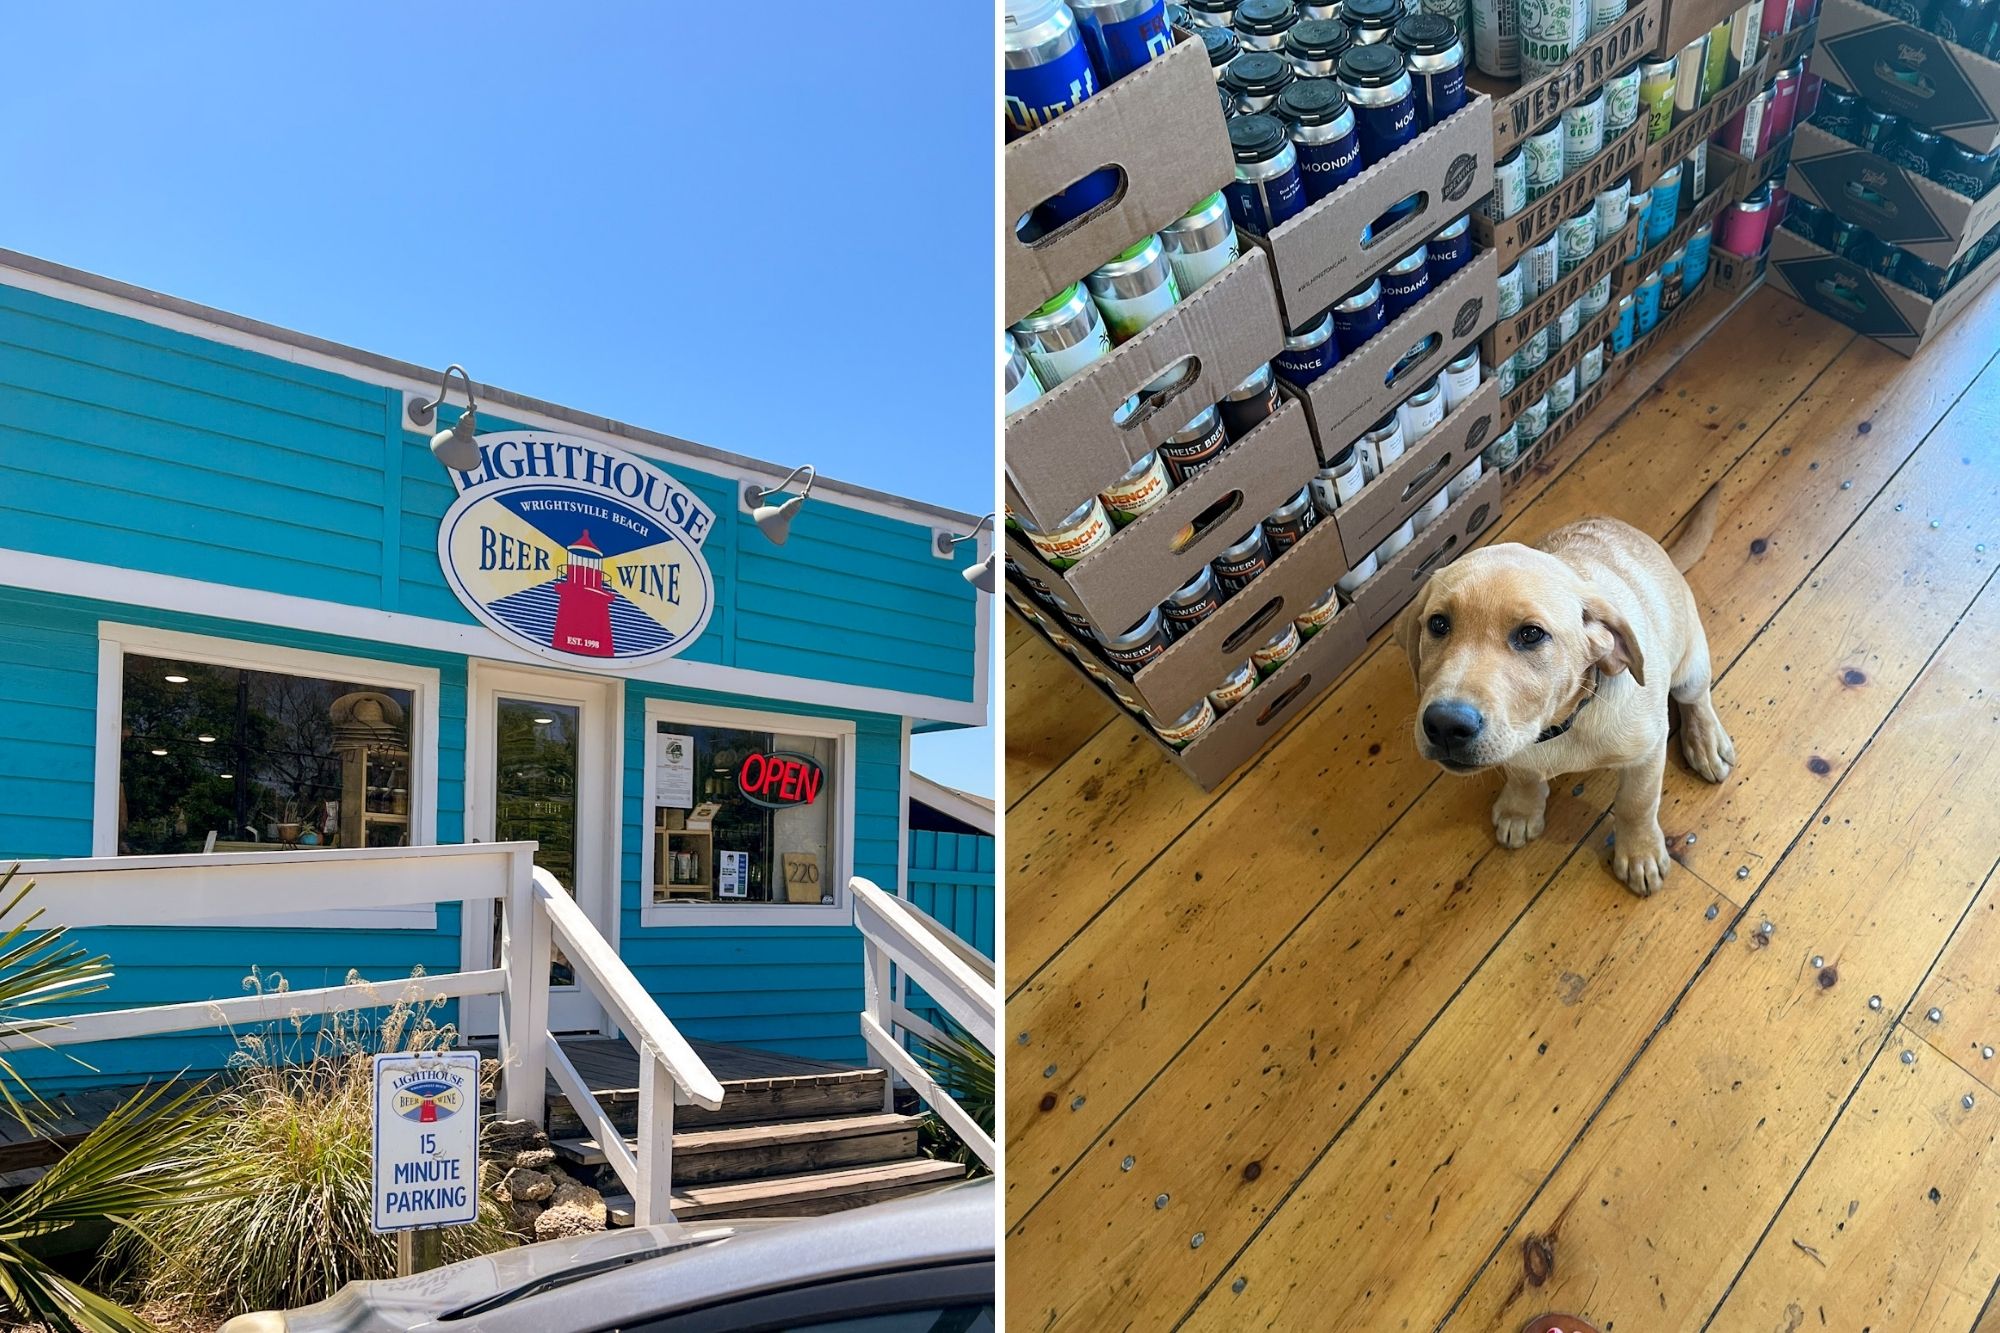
737 752 824 809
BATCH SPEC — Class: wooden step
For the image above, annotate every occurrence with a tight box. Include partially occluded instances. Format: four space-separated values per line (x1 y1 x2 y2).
603 1156 970 1224
547 1068 889 1138
553 1111 924 1185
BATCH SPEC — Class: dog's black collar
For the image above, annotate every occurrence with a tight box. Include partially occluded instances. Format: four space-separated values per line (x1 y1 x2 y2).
1535 668 1601 744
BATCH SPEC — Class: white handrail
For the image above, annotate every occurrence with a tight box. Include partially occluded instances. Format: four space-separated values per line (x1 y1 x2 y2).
850 876 995 1170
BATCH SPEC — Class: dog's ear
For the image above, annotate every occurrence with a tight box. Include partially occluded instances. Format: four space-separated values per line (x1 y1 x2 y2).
1582 593 1646 687
1393 582 1431 682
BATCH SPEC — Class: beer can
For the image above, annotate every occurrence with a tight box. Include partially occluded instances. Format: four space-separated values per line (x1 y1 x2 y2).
1635 268 1663 333
1470 0 1520 78
1161 192 1242 295
1640 57 1677 143
1221 362 1281 439
1073 0 1175 80
1087 235 1184 342
1811 82 1860 145
1443 348 1482 409
1728 1 1760 79
1102 608 1172 676
1527 234 1561 296
1336 548 1381 596
1227 114 1308 234
1262 486 1320 553
1485 147 1529 221
1010 284 1113 388
1684 220 1714 287
1660 244 1687 314
1279 78 1366 201
1496 352 1519 396
1581 272 1613 316
1253 621 1304 674
1294 587 1343 639
1516 323 1551 371
1339 43 1423 161
1563 92 1606 170
1427 214 1475 281
1394 13 1469 129
1594 179 1631 246
1885 119 1942 178
1700 19 1731 102
1447 455 1485 501
1210 660 1260 711
1186 0 1242 26
1283 17 1353 76
1149 697 1217 748
1525 119 1567 199
1612 291 1636 351
1234 0 1300 50
1276 311 1341 389
1497 261 1526 316
1027 497 1115 569
1519 0 1587 79
1004 332 1045 416
1160 404 1231 481
1604 63 1643 133
1400 376 1447 440
1333 278 1390 354
1201 23 1243 78
1559 206 1599 273
1410 482 1451 532
1547 364 1577 416
1164 565 1225 635
1213 527 1274 593
1672 36 1707 124
1360 412 1407 478
1311 446 1366 512
1580 339 1605 387
1375 517 1418 563
1558 297 1582 346
1515 393 1551 444
1223 50 1297 115
1592 0 1629 32
1482 422 1521 468
1381 247 1434 317
1346 0 1404 43
1102 452 1175 524
1006 2 1117 218
1647 163 1682 248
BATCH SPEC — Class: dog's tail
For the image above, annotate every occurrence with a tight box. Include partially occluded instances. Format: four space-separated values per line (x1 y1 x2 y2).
1666 483 1723 572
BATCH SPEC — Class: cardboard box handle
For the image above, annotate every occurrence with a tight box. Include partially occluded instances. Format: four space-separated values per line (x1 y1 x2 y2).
1361 192 1434 261
1220 593 1288 654
1398 451 1454 503
1413 533 1459 579
1113 354 1202 430
1171 489 1248 554
1255 671 1316 725
1388 333 1445 389
1017 166 1132 251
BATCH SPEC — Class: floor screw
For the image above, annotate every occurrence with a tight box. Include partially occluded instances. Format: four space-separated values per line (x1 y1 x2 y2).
1984 1047 1994 1061
1760 921 1775 935
1705 903 1719 920
1071 1095 1087 1111
1155 1193 1170 1210
1965 1094 1977 1110
1687 834 1697 845
1725 930 1738 943
1869 996 1883 1010
1840 479 1853 489
1232 1278 1249 1295
1928 1008 1944 1023
1018 1032 1030 1045
1736 865 1751 880
1044 1064 1058 1079
1812 956 1825 968
1980 545 1989 554
1931 519 1942 529
1895 502 1905 511
1122 1155 1135 1171
1901 1049 1917 1065
1191 1232 1205 1249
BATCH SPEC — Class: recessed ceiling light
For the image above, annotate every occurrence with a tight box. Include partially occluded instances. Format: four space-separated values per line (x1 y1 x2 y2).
534 716 555 725
197 734 216 744
164 674 189 684
149 747 168 756
218 772 233 779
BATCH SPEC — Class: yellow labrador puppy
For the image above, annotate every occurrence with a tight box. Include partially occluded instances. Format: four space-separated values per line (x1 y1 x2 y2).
1395 487 1734 894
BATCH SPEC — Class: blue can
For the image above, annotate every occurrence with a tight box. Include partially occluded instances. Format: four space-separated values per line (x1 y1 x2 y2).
1635 269 1663 335
1333 279 1389 354
1275 312 1341 387
1683 223 1713 290
1072 0 1174 81
1393 15 1467 130
1006 1 1120 226
1646 164 1682 250
1227 115 1309 233
1612 294 1635 352
1276 79 1363 202
1381 247 1433 316
1338 44 1420 163
1426 215 1473 282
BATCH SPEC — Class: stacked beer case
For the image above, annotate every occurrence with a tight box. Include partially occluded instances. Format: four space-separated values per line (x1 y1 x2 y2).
1760 0 2000 352
1004 16 1501 789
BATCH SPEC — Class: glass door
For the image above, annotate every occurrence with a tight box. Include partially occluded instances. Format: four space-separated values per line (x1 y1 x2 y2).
494 698 581 991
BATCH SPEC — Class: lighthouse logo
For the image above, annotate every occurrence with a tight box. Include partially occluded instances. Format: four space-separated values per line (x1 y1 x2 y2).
437 432 716 667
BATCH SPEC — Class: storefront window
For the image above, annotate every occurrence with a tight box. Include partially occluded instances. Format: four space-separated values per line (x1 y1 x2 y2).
650 719 838 907
118 652 415 855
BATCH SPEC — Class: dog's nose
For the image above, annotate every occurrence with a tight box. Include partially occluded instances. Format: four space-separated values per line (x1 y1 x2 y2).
1423 700 1485 747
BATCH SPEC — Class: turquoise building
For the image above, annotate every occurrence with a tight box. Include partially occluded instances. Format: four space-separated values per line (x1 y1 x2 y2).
0 249 991 1090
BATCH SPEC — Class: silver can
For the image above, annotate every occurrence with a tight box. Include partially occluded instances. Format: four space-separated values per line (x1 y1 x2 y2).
1515 392 1551 444
1100 452 1175 525
1581 272 1613 316
1375 517 1418 563
1547 364 1577 416
1213 526 1273 593
1603 64 1642 133
1563 92 1606 170
1102 607 1171 676
1527 234 1560 295
1673 35 1707 124
1558 297 1582 346
1160 404 1231 482
1594 179 1632 247
1400 377 1447 441
1009 284 1112 388
1262 485 1320 554
1592 0 1628 32
1252 621 1303 674
1497 261 1526 317
1210 660 1260 711
1026 497 1115 569
1087 235 1184 343
1482 421 1521 468
1518 0 1586 80
1443 348 1481 410
1004 331 1044 416
1580 339 1606 388
1524 120 1566 199
1149 697 1217 749
1336 548 1380 595
1558 206 1598 273
1729 2 1760 78
1410 483 1451 532
1485 147 1528 222
1311 446 1366 513
1295 586 1342 638
1470 0 1519 78
1360 413 1406 479
1447 455 1484 500
1163 565 1224 636
1161 192 1242 295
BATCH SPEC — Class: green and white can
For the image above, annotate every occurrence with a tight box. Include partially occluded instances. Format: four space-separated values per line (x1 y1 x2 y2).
1580 339 1606 388
1516 324 1550 372
1558 206 1598 273
1547 364 1577 416
1483 422 1521 468
1594 179 1631 246
1496 352 1520 396
1515 393 1550 444
1604 64 1642 133
1527 234 1561 296
1524 119 1566 199
1591 0 1627 33
1087 235 1184 343
1485 148 1529 222
1563 92 1605 170
1581 272 1613 316
1470 0 1520 78
1519 0 1587 79
1559 297 1583 345
1498 261 1526 317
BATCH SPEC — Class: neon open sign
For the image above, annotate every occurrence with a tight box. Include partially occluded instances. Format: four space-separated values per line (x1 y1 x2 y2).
737 752 825 809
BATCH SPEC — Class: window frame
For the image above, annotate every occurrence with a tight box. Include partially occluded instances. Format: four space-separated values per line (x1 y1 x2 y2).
94 622 442 930
637 697 856 929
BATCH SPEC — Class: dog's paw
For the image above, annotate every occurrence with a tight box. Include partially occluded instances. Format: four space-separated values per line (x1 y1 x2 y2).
1493 805 1546 849
1681 721 1736 784
1611 827 1673 896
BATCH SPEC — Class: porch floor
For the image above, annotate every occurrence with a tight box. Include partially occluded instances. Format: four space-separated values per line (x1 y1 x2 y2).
470 1036 873 1106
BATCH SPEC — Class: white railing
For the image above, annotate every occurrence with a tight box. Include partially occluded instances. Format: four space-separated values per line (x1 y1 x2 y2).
851 876 995 1171
0 844 721 1226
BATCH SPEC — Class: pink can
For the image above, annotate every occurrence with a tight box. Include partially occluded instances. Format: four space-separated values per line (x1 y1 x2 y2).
1769 184 1791 228
1762 0 1791 38
1798 69 1824 121
1718 194 1774 256
1768 64 1802 141
1788 0 1817 31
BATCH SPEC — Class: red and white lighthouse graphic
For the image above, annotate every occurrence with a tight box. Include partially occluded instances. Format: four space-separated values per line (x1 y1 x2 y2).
552 529 615 657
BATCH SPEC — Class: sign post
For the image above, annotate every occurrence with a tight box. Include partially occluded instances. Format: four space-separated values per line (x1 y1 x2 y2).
371 1049 482 1275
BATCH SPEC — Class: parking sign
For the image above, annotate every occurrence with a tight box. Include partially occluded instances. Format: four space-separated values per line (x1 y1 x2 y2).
371 1050 481 1233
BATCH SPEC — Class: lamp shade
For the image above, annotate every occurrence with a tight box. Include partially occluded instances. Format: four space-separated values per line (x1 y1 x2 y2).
430 409 481 472
963 552 997 592
751 493 805 545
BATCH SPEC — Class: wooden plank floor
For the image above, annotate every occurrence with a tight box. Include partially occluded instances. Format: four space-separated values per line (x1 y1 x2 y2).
1004 280 2000 1333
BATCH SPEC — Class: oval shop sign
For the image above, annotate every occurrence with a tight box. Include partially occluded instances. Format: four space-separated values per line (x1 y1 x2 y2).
438 432 717 667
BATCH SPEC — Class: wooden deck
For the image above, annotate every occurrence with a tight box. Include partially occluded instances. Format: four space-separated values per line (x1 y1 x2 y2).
1004 280 2000 1331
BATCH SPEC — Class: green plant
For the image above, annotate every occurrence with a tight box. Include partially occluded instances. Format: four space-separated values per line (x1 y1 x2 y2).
0 866 248 1333
103 973 513 1321
910 1022 994 1177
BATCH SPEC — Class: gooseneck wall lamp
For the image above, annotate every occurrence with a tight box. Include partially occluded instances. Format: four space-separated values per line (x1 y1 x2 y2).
937 514 997 593
744 464 817 546
407 364 482 472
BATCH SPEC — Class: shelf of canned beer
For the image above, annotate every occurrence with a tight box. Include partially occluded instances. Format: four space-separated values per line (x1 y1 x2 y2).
1809 0 2000 155
1476 118 1649 268
1006 25 1236 325
1612 261 1720 369
1476 0 1664 156
1498 350 1632 490
1634 42 1773 188
1486 213 1641 361
1624 156 1746 279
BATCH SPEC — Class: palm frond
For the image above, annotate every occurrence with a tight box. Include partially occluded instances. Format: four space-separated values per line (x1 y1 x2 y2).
0 867 116 1129
0 1253 163 1333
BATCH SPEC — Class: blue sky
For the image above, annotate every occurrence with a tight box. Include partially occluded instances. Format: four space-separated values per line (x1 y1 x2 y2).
0 3 996 795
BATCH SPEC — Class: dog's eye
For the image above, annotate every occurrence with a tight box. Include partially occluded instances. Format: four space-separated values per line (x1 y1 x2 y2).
1512 625 1548 649
1427 614 1450 637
